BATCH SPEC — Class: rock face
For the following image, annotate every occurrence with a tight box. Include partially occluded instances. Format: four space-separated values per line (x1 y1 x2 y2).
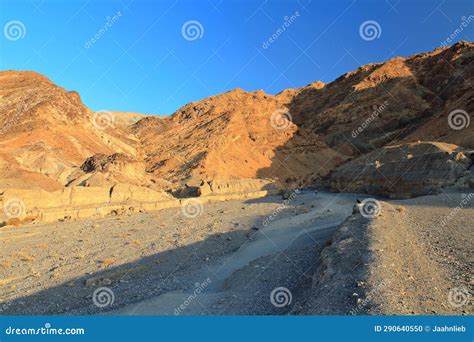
0 179 280 226
303 213 370 315
329 142 473 198
0 185 179 226
0 71 140 191
286 41 474 154
132 88 346 187
65 153 153 188
131 41 473 189
79 153 142 174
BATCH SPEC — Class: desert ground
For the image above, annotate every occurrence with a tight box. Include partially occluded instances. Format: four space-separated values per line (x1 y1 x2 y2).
0 190 471 315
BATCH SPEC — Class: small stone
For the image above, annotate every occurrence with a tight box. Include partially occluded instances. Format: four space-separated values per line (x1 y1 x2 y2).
101 278 112 286
85 276 112 287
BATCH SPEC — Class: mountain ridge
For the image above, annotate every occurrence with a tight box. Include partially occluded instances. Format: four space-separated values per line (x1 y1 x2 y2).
0 41 472 195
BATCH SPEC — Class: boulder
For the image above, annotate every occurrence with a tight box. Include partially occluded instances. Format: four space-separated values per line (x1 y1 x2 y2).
330 142 472 198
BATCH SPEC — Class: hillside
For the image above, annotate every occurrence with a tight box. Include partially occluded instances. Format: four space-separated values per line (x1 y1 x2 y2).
132 88 346 187
0 71 142 191
285 41 474 155
0 41 472 198
128 41 473 191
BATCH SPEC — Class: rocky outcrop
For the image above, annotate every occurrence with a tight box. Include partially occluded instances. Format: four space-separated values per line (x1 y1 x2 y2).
200 178 280 196
303 212 371 314
0 178 280 226
66 153 151 188
79 153 137 173
0 185 179 225
329 142 473 198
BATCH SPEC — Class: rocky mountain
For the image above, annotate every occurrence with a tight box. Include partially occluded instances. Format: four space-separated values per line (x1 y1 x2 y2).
130 41 473 193
0 41 472 200
0 71 141 191
286 40 473 155
131 88 346 188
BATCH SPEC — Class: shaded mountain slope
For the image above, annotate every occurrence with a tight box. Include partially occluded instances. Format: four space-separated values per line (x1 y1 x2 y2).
284 41 473 155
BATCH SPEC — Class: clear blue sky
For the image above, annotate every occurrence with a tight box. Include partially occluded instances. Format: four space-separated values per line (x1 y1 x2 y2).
1 0 473 114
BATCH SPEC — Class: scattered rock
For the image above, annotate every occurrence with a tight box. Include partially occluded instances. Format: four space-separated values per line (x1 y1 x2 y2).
85 276 113 288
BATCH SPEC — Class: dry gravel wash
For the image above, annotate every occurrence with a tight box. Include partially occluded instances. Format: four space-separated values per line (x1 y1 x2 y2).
370 192 473 315
1 191 471 315
300 191 473 315
0 192 361 315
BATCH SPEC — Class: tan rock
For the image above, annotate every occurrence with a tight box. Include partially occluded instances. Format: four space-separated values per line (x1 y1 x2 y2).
330 142 472 197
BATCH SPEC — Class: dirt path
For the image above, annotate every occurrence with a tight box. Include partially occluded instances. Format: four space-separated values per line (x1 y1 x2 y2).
298 191 473 316
368 192 473 315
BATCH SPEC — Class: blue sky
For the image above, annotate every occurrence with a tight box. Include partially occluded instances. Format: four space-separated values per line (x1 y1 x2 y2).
1 0 473 114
